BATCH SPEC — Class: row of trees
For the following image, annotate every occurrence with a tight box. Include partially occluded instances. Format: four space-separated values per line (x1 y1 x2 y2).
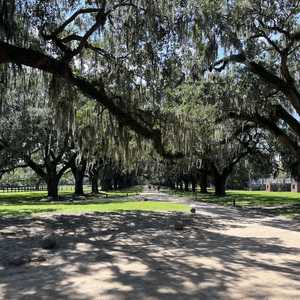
0 70 141 197
151 76 279 195
1 0 300 196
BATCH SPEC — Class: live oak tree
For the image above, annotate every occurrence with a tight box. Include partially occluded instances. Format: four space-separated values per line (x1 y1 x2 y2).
191 0 300 172
2 0 299 191
0 0 190 158
75 99 148 192
70 158 87 196
0 69 76 198
162 76 264 196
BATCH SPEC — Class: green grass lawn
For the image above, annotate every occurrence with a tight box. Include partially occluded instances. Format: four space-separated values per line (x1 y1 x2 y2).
199 190 300 207
167 188 300 217
0 185 92 203
0 186 189 216
0 187 188 216
0 190 81 204
0 185 143 205
168 188 300 206
0 201 189 216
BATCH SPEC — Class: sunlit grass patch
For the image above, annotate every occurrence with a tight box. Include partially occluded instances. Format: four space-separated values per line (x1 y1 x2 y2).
167 188 300 217
0 200 189 216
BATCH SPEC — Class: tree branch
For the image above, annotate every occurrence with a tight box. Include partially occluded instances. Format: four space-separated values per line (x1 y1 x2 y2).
51 8 106 37
211 52 300 116
227 111 300 154
58 154 77 179
24 156 46 178
273 105 300 137
70 10 107 58
0 41 181 159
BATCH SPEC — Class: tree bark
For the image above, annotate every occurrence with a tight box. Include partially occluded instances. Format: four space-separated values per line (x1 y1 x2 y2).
74 172 85 195
46 175 59 198
184 180 189 192
179 181 184 191
200 171 208 194
214 174 227 196
91 175 99 194
191 179 196 193
101 178 112 191
170 181 175 189
71 160 87 196
113 177 119 190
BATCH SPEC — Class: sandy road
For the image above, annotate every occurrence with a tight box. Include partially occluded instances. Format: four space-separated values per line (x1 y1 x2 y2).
0 189 299 300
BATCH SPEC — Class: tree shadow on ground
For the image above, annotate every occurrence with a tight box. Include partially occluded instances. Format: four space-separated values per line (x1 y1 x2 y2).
169 188 300 219
168 188 300 207
197 191 300 207
0 212 299 300
0 193 131 205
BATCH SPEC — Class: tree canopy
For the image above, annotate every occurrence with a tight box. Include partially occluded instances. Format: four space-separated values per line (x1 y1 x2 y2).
1 0 300 196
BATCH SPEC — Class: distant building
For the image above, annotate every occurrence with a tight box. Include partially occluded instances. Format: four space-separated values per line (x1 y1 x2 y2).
249 177 298 192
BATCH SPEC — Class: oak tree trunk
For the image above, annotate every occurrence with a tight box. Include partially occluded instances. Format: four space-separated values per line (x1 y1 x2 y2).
91 175 99 194
184 180 189 192
191 180 196 192
214 174 227 196
200 171 208 194
46 176 59 198
72 161 87 196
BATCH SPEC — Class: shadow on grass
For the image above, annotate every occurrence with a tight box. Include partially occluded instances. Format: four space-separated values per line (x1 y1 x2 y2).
0 200 188 217
167 188 300 214
0 191 141 205
0 208 58 217
203 192 300 217
0 192 75 204
0 193 47 204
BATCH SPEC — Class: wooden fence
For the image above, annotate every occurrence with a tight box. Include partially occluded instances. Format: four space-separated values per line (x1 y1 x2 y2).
0 185 77 193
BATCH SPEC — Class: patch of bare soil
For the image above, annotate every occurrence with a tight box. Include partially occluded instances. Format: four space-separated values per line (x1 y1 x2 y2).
0 205 299 300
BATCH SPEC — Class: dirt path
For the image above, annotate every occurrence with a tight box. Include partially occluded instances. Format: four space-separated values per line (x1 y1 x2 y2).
0 189 299 300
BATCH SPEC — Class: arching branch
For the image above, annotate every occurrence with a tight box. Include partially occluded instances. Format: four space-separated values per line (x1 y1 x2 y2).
211 52 300 116
51 8 106 37
0 41 181 159
226 111 300 154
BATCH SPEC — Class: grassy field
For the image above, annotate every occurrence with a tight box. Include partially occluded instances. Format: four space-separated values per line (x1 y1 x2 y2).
0 187 189 216
0 191 66 203
0 201 189 216
2 187 299 217
167 188 300 217
167 189 300 206
202 190 300 206
0 185 143 205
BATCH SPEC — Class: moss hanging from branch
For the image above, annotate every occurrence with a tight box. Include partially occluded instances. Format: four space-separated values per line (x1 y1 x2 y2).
48 74 77 141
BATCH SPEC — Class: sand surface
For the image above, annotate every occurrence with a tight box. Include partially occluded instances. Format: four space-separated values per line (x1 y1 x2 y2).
0 189 299 300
